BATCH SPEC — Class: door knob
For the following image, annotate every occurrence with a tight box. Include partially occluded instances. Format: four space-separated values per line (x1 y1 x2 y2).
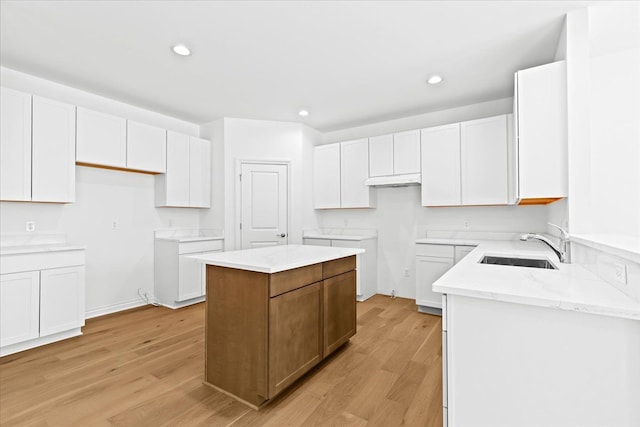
277 233 287 238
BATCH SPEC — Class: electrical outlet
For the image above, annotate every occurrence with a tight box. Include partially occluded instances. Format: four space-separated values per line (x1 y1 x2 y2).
112 220 118 230
25 221 35 232
614 262 627 285
464 221 470 229
343 219 349 227
404 268 410 277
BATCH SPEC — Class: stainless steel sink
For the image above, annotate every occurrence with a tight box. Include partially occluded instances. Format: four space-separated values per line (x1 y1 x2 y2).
479 255 557 270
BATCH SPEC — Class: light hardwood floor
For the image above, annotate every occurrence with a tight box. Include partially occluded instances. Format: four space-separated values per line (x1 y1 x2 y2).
0 295 442 426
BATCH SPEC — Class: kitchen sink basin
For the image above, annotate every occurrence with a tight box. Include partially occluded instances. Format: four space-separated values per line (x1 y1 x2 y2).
479 255 557 270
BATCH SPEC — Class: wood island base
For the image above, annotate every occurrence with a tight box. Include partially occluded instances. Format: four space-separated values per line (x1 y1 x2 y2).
204 255 357 409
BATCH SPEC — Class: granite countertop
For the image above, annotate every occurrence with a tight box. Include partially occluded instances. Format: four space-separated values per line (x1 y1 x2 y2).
431 239 640 321
189 244 364 274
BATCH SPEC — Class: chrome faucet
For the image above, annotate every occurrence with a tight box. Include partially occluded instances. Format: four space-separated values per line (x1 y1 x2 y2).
520 223 570 263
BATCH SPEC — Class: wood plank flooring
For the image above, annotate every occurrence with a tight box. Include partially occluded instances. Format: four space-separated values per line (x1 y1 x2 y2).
0 295 442 426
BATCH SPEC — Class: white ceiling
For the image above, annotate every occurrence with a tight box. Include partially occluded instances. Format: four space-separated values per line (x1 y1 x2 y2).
0 1 592 131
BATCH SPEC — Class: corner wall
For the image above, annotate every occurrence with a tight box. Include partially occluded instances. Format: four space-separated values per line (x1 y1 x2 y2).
317 98 549 299
0 67 202 317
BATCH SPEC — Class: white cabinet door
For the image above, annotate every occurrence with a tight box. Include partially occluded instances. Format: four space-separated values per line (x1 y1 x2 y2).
421 124 461 206
39 266 85 336
127 121 166 173
415 256 453 308
302 238 331 247
340 138 373 208
460 115 509 205
0 87 32 201
393 130 421 175
189 137 211 208
369 134 394 177
0 271 40 347
76 107 127 168
313 144 341 209
157 131 190 207
516 61 567 199
178 254 206 301
31 96 76 203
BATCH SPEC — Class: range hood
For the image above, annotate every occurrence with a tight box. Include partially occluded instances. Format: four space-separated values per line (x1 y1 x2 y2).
364 173 421 187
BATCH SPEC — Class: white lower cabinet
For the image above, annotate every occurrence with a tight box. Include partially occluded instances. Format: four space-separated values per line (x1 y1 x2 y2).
0 249 86 357
39 266 85 336
444 294 640 427
154 238 223 308
415 244 475 311
0 271 40 347
303 236 377 301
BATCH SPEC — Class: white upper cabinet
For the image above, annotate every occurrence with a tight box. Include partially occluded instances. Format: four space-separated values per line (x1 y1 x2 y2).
313 144 341 209
0 87 32 201
189 137 211 208
126 121 166 173
393 130 421 175
1 88 75 203
369 134 394 177
368 130 421 178
155 131 211 208
460 115 509 205
31 96 76 203
421 115 510 207
421 123 461 206
515 61 567 202
340 138 374 208
76 107 127 168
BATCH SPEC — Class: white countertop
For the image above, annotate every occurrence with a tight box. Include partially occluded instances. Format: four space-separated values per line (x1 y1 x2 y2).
431 240 640 321
1 244 85 256
416 237 480 246
155 236 224 243
304 233 377 241
190 244 364 274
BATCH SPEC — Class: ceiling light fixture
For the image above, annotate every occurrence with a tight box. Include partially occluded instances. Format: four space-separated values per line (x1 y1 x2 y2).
172 44 191 56
298 110 309 117
427 75 443 85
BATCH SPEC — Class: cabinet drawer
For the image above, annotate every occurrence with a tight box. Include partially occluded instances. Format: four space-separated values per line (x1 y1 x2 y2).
1 250 85 274
178 239 223 255
323 256 356 279
270 263 322 297
416 244 454 258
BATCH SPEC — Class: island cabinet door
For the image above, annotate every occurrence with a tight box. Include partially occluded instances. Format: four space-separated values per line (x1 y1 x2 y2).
268 282 322 398
323 270 356 358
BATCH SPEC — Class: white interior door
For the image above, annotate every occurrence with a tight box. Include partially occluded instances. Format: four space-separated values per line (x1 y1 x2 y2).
240 162 289 249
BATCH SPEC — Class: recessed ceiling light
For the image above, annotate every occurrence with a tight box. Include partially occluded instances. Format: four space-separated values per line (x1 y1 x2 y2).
427 75 443 85
172 44 191 56
298 110 309 117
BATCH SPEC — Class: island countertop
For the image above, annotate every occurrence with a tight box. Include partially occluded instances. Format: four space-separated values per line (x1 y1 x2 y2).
190 244 364 274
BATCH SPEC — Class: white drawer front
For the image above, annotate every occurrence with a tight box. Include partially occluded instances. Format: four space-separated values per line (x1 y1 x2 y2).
416 244 454 258
1 250 85 274
178 240 223 255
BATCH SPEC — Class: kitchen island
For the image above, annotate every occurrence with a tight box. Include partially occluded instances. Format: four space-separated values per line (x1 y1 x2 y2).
191 244 365 409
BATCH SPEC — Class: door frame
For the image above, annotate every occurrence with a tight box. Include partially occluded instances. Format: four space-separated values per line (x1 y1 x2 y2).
235 158 291 250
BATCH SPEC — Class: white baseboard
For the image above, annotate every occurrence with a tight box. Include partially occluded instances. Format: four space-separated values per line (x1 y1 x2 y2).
1 328 82 357
85 298 147 319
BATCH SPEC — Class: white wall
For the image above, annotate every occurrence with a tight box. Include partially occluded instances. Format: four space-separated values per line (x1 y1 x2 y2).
199 118 319 251
317 99 549 298
0 67 202 316
566 3 640 241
